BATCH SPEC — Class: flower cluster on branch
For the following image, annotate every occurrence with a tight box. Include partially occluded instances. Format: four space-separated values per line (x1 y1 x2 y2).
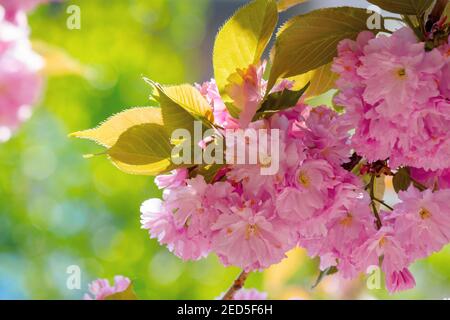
74 0 450 298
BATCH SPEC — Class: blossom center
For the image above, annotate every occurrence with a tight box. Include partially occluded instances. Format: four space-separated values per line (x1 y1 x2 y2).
396 68 407 79
340 213 353 227
379 236 387 247
419 208 432 220
245 224 259 240
298 171 310 188
259 154 272 168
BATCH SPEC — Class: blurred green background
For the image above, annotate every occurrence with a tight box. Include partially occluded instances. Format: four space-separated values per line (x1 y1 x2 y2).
0 0 449 300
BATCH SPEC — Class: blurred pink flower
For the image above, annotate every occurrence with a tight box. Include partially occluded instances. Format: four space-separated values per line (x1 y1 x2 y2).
233 288 267 300
84 276 131 300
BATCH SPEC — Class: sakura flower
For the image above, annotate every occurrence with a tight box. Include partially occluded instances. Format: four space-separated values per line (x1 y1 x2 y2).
276 159 335 225
140 198 211 261
233 288 267 300
352 226 415 292
299 106 352 166
391 187 450 258
0 0 51 23
358 28 443 115
154 168 188 190
84 276 131 300
385 268 416 294
332 30 374 89
334 28 450 170
0 35 43 141
225 61 266 128
196 79 238 129
211 204 295 271
410 167 450 190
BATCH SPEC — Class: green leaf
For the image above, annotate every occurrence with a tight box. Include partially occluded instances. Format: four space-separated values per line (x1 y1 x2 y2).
108 123 176 176
70 107 164 148
268 7 378 91
105 284 138 300
150 82 200 135
393 167 411 193
213 0 278 95
254 82 310 119
150 81 214 124
287 63 339 99
277 0 309 12
367 0 433 15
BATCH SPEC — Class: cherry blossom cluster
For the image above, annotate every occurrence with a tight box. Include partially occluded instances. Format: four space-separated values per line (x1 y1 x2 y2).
331 26 450 292
139 23 450 294
141 74 376 285
333 27 449 171
0 0 48 142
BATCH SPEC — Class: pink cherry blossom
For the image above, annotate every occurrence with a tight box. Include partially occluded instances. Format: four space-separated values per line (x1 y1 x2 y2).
211 204 295 271
390 187 450 258
0 0 51 25
410 167 450 190
233 288 267 300
358 28 443 114
0 14 43 142
385 268 416 294
225 61 266 128
140 197 211 261
334 28 450 170
84 276 131 300
196 79 238 129
154 168 188 189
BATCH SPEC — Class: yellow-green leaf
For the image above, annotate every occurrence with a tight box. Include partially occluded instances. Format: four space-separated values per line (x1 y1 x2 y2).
287 62 338 98
105 284 138 300
213 0 278 95
277 0 309 12
268 7 377 91
151 82 214 123
108 123 176 176
70 107 163 148
367 0 433 15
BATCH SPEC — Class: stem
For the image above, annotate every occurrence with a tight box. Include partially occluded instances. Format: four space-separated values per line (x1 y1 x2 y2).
410 177 428 192
369 175 383 229
372 197 394 211
380 28 394 34
222 271 249 300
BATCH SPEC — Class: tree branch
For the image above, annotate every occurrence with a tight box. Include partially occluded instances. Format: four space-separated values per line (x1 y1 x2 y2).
369 174 383 229
222 271 249 300
372 197 394 211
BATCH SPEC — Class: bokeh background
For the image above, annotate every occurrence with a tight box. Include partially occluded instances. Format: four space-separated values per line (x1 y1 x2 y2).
1 0 450 300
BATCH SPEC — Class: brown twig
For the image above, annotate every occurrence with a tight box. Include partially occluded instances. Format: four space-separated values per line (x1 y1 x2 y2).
222 271 249 300
369 174 383 229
